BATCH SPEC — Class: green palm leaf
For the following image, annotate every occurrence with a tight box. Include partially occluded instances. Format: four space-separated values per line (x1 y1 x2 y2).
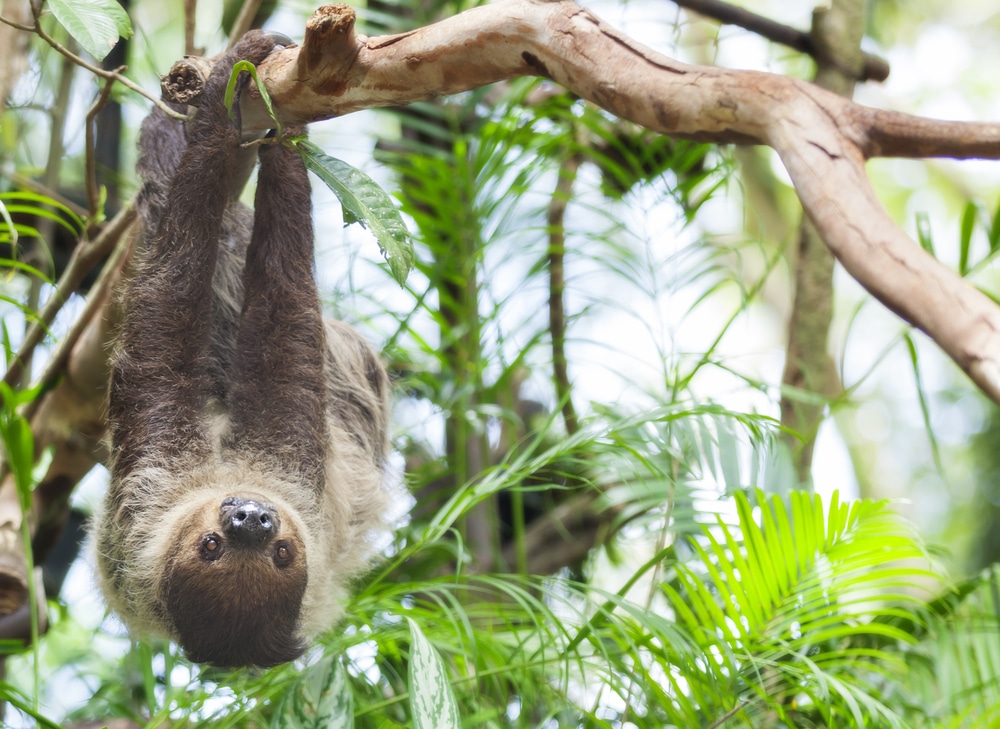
662 489 938 726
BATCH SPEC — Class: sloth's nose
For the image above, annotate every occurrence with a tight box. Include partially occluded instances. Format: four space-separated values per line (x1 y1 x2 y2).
225 499 274 545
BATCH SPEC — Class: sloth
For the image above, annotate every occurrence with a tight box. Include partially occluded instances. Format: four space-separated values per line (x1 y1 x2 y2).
93 31 393 668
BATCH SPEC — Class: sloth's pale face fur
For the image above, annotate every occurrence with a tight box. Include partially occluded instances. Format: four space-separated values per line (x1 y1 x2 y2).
99 404 390 667
159 489 310 664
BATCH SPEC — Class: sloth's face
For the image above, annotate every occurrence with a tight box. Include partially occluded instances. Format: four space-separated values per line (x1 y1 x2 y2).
161 491 309 667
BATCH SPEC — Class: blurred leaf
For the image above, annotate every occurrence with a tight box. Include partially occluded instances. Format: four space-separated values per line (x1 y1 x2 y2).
990 198 1000 253
0 197 15 248
959 201 976 275
0 191 85 240
916 211 934 256
47 0 133 61
903 331 943 474
0 381 48 509
298 140 413 286
274 655 354 729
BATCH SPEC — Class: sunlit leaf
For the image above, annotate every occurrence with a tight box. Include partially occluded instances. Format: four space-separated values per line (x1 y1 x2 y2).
47 0 133 61
959 201 976 275
297 140 413 286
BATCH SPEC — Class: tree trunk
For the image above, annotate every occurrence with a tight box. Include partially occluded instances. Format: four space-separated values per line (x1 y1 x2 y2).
779 0 866 484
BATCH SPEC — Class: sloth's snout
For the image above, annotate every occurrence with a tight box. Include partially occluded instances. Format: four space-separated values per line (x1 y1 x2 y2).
222 498 277 545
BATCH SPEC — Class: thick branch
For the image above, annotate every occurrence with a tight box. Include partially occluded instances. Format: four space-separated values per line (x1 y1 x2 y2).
779 0 862 482
166 1 1000 159
185 0 1000 403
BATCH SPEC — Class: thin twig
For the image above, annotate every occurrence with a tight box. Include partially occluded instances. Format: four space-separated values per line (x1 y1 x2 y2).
672 0 889 82
2 9 185 119
0 12 31 32
548 151 582 436
707 698 753 729
184 0 197 55
84 72 121 221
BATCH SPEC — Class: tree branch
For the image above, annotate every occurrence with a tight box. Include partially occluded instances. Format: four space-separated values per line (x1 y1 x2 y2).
779 0 862 482
164 0 997 404
548 150 581 436
1 202 137 391
672 0 889 82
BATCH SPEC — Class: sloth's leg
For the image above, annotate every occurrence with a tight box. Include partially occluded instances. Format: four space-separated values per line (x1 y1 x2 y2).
108 32 277 477
226 133 328 490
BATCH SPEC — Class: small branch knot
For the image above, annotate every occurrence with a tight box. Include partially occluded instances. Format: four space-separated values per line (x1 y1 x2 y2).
161 56 213 105
303 3 360 75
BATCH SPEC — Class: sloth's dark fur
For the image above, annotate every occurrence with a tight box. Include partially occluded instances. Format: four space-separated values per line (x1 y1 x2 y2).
93 31 392 668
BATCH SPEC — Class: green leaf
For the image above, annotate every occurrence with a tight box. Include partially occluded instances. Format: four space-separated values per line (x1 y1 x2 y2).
0 384 41 509
225 61 280 129
661 488 935 721
406 617 460 729
297 140 414 286
915 211 934 256
0 321 13 369
959 201 977 275
903 331 943 474
0 191 85 250
47 0 133 62
0 198 15 248
989 198 1000 253
273 654 354 729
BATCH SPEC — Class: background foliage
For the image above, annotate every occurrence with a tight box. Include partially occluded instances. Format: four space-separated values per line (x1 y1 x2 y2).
1 0 1000 727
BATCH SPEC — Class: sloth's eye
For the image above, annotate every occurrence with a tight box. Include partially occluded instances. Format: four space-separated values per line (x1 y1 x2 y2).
274 541 292 567
200 534 224 560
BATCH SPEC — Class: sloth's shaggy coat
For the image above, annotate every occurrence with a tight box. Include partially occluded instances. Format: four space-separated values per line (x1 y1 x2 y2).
94 32 392 668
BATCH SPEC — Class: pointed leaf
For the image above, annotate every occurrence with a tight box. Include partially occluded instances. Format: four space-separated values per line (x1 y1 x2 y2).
0 198 15 247
990 198 1000 253
959 201 977 275
273 654 354 729
47 0 133 61
407 617 460 729
738 491 781 610
225 61 279 129
297 140 413 285
915 211 935 256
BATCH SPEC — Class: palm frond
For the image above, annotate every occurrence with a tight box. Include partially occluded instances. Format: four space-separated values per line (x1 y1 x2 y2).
660 489 939 726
